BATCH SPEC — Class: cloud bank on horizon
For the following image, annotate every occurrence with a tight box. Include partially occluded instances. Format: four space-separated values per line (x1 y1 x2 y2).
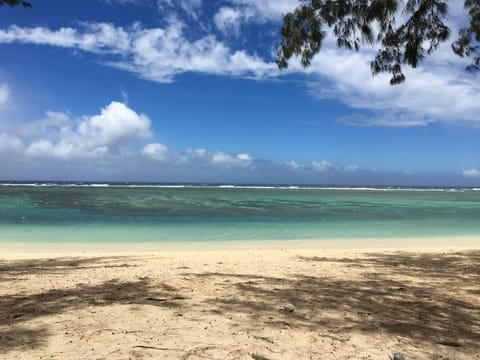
1 99 379 181
0 99 477 184
0 0 479 184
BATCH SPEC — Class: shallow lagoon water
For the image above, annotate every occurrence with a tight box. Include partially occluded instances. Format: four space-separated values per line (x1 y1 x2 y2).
1 185 480 243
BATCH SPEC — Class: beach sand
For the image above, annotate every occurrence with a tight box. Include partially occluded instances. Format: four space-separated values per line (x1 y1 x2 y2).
1 239 479 359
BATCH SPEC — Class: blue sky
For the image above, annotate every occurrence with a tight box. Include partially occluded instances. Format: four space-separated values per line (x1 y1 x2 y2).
0 0 479 185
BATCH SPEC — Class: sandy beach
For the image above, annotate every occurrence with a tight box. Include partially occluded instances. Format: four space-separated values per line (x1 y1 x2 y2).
1 239 479 360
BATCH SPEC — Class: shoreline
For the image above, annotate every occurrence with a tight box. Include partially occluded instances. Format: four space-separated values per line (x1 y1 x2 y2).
1 235 479 258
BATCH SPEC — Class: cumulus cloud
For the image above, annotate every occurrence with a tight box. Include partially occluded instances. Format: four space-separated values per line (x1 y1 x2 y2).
0 110 432 182
185 148 253 167
462 169 480 177
7 101 256 170
0 133 23 154
284 160 300 170
141 145 254 168
25 101 151 159
345 165 360 172
284 159 360 173
142 142 168 161
26 139 79 159
311 160 338 172
78 101 151 146
21 110 71 137
188 148 207 158
143 151 364 174
211 151 252 165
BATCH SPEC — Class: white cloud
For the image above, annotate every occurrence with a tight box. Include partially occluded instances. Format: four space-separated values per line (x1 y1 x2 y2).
279 3 480 127
284 160 300 170
213 0 299 36
142 146 254 168
214 7 243 36
26 139 76 159
311 160 339 172
345 165 360 172
211 152 236 164
284 159 360 173
0 83 11 109
186 148 253 167
145 147 364 174
300 40 480 126
111 17 276 82
229 0 298 18
78 101 151 147
211 151 252 165
0 133 23 154
187 148 207 158
142 142 168 161
236 153 252 161
25 101 151 159
0 20 276 83
0 24 131 53
462 169 480 177
1 1 479 126
21 110 72 137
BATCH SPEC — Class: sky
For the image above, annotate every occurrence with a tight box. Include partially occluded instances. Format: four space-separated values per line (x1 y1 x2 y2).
0 0 479 185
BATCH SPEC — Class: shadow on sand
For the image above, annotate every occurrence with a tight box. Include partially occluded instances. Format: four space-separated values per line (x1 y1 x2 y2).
183 251 480 351
0 257 184 353
1 251 479 356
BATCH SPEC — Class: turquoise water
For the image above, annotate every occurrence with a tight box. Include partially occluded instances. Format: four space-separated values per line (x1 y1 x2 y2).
1 185 480 243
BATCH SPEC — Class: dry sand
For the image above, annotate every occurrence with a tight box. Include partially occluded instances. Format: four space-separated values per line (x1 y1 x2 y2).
0 239 479 359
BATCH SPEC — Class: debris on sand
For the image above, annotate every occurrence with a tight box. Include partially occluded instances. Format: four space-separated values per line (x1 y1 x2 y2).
389 352 405 360
281 303 295 313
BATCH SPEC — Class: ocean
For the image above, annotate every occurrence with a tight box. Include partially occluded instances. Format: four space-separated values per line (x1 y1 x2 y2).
1 183 480 244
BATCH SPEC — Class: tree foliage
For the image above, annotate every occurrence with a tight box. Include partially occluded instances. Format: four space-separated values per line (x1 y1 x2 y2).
276 0 480 85
0 0 32 8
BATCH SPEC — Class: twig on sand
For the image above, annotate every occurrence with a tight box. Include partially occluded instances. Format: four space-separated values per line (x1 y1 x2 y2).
252 354 270 360
253 335 274 344
132 345 184 351
182 345 218 359
145 297 169 302
145 295 187 302
437 340 462 347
